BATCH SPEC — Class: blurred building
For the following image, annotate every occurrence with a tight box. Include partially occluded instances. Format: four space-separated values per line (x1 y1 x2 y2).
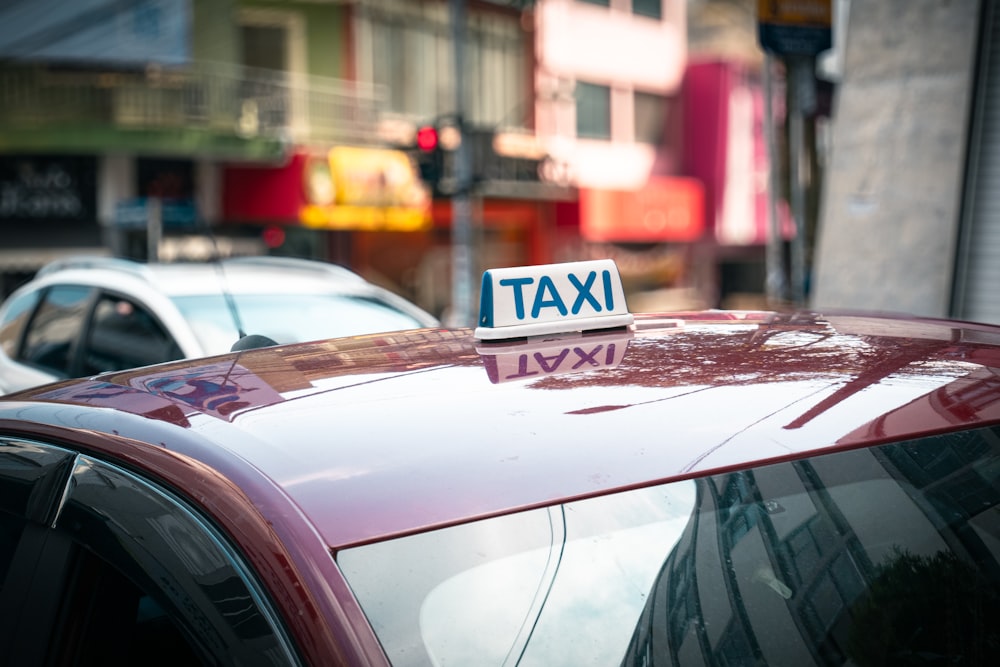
533 0 795 309
810 0 1000 325
0 0 559 316
0 0 357 293
0 0 791 314
532 0 698 305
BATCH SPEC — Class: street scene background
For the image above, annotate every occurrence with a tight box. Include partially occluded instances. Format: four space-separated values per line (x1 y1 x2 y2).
0 0 995 327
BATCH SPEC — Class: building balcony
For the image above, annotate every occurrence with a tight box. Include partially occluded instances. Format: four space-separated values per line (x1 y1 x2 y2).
0 62 387 162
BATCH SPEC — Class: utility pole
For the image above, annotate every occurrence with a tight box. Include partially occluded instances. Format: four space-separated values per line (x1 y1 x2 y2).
763 53 787 305
449 0 475 328
756 0 831 307
788 54 816 306
147 197 162 262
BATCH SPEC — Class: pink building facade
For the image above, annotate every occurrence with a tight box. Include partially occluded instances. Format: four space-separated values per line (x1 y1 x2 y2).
533 1 787 304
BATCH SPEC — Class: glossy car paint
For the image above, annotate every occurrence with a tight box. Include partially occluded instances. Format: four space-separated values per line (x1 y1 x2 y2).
2 310 1000 664
0 405 385 666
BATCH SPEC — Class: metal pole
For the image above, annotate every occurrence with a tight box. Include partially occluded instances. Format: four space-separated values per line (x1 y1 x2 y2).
449 0 474 328
763 53 787 305
788 55 815 307
147 197 162 262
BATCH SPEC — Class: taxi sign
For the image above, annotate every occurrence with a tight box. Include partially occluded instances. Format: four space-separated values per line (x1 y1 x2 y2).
475 259 634 340
477 330 633 384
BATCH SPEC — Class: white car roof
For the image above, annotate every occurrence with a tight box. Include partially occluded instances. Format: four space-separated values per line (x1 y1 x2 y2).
36 256 367 297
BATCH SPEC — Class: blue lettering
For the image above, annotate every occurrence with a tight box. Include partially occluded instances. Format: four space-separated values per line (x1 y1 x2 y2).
605 343 617 364
568 271 601 314
602 270 615 310
499 277 534 320
531 275 568 318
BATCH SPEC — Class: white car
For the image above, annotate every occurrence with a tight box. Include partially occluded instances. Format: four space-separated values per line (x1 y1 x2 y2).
0 255 439 394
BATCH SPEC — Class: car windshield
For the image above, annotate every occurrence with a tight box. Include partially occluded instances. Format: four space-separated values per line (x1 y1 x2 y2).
171 293 426 354
338 426 1000 666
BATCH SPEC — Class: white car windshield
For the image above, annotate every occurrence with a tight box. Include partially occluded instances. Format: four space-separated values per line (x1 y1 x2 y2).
172 293 427 354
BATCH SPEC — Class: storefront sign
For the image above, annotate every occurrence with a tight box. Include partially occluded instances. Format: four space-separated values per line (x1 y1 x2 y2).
223 147 430 232
580 177 704 243
115 198 198 229
0 156 96 222
757 0 832 56
300 146 430 230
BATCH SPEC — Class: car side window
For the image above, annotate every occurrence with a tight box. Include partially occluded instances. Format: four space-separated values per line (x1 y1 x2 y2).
52 454 300 665
0 438 300 665
81 294 183 375
0 511 25 585
19 285 93 377
50 546 205 666
0 290 40 359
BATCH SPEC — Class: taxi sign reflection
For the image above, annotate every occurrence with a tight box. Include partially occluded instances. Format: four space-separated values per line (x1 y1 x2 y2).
477 330 633 384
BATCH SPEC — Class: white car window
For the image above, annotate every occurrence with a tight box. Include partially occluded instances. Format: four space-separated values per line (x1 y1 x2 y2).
172 294 427 354
0 290 40 358
20 286 93 377
80 295 183 374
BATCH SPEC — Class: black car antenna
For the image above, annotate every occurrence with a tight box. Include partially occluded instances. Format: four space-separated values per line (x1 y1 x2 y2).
194 208 247 340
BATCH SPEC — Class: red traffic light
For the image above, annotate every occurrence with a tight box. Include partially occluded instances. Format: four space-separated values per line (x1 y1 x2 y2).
416 125 439 152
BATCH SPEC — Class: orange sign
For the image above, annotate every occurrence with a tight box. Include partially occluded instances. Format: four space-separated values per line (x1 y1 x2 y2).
757 0 831 27
300 146 431 231
580 177 704 243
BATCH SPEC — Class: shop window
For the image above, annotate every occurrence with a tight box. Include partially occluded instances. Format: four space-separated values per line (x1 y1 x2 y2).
137 158 194 200
632 0 662 20
634 90 669 145
576 81 611 140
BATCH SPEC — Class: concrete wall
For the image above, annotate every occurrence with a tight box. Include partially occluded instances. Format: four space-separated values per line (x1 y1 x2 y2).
810 0 980 317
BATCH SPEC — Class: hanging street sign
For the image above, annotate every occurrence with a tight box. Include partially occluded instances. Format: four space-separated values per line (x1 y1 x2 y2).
757 0 833 56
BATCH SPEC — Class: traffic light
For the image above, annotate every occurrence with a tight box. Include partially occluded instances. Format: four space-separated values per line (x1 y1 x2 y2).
414 124 443 194
416 125 438 152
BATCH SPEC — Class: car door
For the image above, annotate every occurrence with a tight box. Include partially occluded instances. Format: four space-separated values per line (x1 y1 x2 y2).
0 436 302 666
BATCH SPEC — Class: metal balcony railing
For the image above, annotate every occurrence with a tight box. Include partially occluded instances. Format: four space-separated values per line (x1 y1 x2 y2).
0 61 388 148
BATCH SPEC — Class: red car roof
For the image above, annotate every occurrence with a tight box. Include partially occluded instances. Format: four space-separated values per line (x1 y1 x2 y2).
4 311 1000 551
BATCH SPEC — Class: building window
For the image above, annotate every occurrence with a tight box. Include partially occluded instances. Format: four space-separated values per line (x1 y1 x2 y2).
577 0 611 7
358 3 527 128
634 90 668 145
238 9 306 136
632 0 662 20
576 81 611 140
